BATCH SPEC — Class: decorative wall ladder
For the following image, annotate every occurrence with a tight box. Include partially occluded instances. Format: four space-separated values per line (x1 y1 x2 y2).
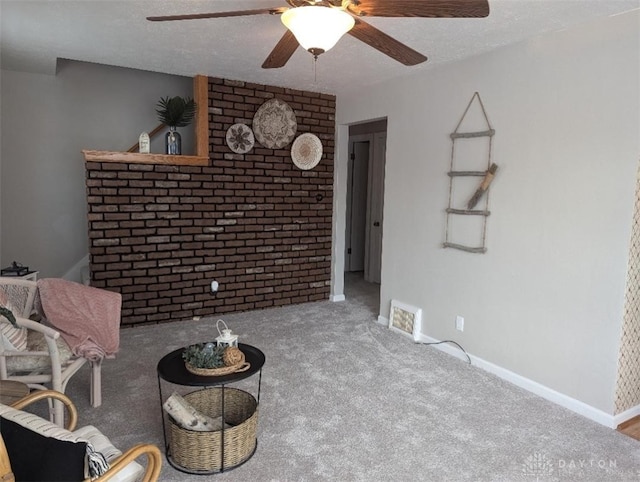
444 92 497 254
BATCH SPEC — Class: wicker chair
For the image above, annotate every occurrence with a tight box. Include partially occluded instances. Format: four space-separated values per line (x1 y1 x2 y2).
0 390 161 482
0 277 102 425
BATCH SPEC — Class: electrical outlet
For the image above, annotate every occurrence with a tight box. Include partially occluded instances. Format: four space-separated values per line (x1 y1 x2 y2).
456 315 464 332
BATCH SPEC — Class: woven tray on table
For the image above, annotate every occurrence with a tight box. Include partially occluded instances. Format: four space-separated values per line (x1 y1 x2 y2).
169 388 258 472
185 361 250 377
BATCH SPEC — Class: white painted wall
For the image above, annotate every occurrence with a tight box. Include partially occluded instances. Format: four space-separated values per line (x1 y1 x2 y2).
335 11 639 414
0 60 193 278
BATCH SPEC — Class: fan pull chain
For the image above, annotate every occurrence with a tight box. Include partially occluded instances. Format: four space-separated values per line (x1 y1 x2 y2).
313 56 318 83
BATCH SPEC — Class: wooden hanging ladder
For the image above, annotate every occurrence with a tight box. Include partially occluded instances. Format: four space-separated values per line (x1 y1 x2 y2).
443 92 497 254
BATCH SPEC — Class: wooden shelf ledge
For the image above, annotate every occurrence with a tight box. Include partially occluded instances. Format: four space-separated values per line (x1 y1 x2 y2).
82 150 209 166
83 75 209 167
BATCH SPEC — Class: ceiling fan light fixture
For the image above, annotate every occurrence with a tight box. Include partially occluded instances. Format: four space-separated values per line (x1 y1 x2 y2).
281 6 355 56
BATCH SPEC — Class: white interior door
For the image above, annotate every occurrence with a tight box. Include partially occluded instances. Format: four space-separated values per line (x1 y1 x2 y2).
345 140 370 272
365 132 386 283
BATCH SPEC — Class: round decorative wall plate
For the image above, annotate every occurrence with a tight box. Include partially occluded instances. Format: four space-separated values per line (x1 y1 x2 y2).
226 123 255 154
291 133 323 170
252 98 297 149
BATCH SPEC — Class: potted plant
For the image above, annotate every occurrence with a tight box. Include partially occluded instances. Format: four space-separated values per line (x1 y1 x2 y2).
156 96 197 155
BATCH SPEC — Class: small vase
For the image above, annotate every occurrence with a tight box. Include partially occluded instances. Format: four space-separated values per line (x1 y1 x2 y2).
165 126 182 155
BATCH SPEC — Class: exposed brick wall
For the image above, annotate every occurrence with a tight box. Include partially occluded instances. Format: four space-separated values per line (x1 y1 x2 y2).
86 77 335 326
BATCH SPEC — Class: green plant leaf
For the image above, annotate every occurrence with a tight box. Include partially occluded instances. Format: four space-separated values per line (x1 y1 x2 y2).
156 96 196 127
182 343 225 369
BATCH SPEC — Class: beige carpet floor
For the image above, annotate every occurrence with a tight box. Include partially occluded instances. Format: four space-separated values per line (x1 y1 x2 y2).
59 273 640 481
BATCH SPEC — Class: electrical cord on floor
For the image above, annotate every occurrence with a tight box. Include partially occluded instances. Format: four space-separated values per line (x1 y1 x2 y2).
420 340 472 364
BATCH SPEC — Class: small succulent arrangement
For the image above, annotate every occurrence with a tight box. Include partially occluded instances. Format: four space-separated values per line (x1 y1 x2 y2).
156 96 197 128
0 306 17 327
182 343 245 370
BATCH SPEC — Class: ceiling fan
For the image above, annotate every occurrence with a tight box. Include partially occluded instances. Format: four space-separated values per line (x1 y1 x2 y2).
147 0 490 69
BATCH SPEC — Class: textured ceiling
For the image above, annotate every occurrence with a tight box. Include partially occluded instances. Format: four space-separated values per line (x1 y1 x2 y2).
1 0 638 96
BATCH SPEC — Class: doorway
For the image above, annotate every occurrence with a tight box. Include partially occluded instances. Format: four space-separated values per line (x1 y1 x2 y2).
345 139 369 273
345 120 387 284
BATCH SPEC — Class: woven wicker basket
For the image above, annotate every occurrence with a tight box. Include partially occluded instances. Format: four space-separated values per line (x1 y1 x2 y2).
168 388 258 472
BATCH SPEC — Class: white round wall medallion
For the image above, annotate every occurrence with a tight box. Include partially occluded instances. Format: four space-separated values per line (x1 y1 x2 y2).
225 123 255 154
252 98 297 149
291 133 323 170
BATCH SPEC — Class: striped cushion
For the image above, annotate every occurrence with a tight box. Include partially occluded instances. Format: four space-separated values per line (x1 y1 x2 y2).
75 426 144 482
0 417 87 481
0 298 27 351
0 403 109 479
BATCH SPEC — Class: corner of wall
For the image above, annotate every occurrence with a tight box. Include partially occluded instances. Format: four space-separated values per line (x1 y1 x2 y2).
614 159 640 417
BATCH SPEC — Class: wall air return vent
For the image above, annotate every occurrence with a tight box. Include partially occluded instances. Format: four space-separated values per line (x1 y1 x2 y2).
389 300 422 342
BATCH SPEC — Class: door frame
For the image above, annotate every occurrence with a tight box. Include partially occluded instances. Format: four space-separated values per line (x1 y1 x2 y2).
330 121 387 303
347 132 386 283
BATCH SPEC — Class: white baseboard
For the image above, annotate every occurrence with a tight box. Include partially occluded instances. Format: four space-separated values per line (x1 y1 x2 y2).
376 315 387 326
330 294 345 302
378 319 618 429
613 404 640 428
465 345 615 428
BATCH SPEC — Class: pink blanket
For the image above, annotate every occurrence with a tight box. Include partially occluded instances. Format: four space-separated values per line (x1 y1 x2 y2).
37 279 121 361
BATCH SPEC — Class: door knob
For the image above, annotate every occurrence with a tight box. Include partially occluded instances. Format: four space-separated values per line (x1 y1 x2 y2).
373 222 380 227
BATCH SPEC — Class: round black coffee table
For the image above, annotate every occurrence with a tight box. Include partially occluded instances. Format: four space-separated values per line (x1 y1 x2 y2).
157 343 265 474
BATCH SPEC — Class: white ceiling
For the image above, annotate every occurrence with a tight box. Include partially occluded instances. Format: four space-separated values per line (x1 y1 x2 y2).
1 0 638 97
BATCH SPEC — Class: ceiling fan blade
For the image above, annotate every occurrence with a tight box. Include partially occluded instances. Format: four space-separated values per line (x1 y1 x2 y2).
262 30 300 69
348 18 427 66
147 7 287 22
346 0 489 18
